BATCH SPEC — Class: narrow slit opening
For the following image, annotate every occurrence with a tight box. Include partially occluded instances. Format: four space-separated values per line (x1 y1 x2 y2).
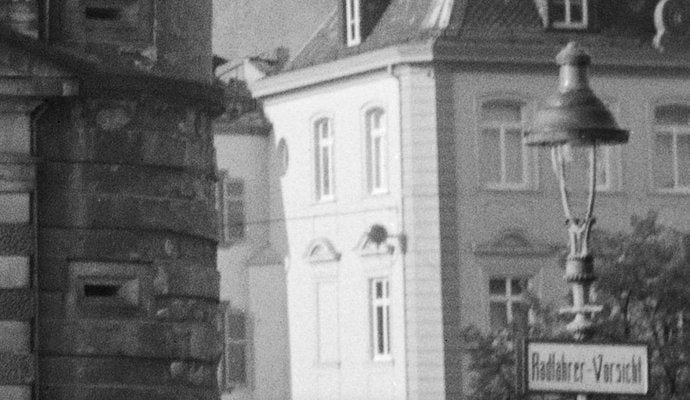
84 284 121 297
85 7 123 21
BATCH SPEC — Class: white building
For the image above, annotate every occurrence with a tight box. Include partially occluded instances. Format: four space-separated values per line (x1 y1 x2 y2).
215 0 690 399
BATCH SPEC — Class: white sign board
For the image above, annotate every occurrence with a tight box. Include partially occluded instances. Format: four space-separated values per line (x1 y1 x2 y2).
526 342 648 394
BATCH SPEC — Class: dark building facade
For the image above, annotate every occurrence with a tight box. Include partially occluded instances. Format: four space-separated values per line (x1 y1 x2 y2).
0 1 222 399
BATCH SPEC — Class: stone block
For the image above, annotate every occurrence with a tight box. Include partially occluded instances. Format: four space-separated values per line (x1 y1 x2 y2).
0 354 34 384
0 289 33 320
0 225 33 256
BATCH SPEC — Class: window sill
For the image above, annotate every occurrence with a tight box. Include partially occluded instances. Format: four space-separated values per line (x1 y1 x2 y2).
480 184 540 193
650 188 690 196
314 361 341 369
368 356 394 367
314 196 337 205
366 188 390 197
550 22 589 30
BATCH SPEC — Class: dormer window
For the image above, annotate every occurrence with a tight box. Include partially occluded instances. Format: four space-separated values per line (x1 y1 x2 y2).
550 0 588 29
345 0 361 46
344 0 391 47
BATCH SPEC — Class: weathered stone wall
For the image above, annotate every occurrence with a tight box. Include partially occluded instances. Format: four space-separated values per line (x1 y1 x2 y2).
35 96 221 400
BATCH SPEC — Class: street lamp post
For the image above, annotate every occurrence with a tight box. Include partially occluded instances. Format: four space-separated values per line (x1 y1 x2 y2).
524 42 629 400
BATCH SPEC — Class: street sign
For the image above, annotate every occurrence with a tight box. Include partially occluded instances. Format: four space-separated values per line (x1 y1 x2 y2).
524 341 649 395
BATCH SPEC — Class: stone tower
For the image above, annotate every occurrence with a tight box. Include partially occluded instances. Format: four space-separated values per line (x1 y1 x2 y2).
0 1 223 399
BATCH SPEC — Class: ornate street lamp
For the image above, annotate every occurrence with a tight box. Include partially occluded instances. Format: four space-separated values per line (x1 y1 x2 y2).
524 41 629 374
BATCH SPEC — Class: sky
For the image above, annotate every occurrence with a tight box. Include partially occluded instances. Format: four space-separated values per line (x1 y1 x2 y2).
212 0 334 63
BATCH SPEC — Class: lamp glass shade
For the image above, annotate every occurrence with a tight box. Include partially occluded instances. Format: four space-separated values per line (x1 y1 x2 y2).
525 42 629 147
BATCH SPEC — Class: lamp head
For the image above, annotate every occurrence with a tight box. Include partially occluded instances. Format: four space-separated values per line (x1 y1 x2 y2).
525 42 629 148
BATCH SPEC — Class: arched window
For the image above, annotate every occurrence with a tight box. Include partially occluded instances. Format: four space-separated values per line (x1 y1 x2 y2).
478 99 528 189
365 108 387 194
653 104 690 190
314 118 335 200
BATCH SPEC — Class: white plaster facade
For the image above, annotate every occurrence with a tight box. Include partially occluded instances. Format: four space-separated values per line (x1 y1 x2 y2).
262 73 409 400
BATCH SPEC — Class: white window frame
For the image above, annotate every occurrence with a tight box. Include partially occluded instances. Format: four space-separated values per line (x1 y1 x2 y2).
314 118 335 201
345 0 361 46
478 99 530 190
551 0 588 29
488 276 531 331
370 277 391 361
653 104 690 192
365 108 387 194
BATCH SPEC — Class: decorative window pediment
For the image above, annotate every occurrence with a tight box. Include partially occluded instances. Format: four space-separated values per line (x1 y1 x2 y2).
473 229 559 256
305 238 341 263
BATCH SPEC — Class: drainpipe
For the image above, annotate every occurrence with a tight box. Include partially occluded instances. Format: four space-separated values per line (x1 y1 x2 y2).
386 62 409 400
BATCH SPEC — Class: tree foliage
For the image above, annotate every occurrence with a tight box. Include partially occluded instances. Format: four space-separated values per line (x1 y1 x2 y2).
461 212 690 400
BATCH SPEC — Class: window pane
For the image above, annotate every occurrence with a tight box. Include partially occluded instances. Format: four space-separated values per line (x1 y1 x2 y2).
504 129 524 184
489 279 506 295
225 342 247 384
490 302 507 331
551 0 565 22
480 128 501 183
678 134 690 187
374 136 382 189
225 313 246 340
385 306 391 354
570 0 584 23
655 104 690 125
375 281 383 299
512 302 529 332
511 278 525 295
376 306 385 354
322 147 330 195
654 133 674 189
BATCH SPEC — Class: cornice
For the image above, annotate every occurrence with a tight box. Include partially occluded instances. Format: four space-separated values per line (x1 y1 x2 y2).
250 40 435 99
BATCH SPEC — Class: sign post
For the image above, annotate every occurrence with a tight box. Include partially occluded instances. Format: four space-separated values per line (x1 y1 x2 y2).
524 342 649 395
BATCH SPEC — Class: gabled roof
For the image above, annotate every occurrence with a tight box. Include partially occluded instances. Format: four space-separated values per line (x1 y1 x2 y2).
287 0 446 71
284 0 690 73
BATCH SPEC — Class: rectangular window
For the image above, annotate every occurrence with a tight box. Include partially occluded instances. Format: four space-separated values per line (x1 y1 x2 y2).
550 0 588 29
216 171 245 246
218 302 248 392
370 278 391 360
314 119 335 201
479 99 529 189
345 0 361 46
653 104 690 191
366 108 387 194
489 277 530 333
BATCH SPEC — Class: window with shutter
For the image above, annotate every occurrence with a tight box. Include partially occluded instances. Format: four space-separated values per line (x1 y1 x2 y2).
216 170 245 246
218 302 248 392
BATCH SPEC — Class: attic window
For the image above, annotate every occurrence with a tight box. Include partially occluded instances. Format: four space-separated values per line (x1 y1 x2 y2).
550 0 588 29
345 0 391 47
